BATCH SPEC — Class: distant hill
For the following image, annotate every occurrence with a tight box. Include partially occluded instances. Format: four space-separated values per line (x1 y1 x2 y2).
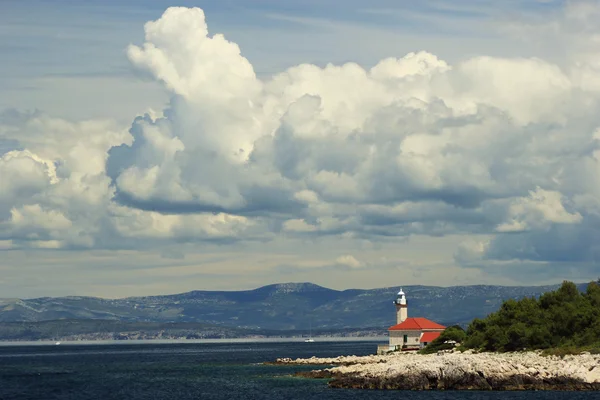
1 282 588 333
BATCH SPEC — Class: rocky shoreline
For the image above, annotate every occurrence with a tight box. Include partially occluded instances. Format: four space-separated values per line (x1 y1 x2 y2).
272 351 600 390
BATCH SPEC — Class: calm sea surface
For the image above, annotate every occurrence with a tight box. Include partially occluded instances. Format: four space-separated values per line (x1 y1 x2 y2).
0 340 597 400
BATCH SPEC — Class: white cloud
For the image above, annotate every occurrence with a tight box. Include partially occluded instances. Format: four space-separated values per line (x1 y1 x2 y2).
111 206 259 242
0 150 56 216
2 3 600 290
453 237 491 265
335 255 364 269
497 188 582 233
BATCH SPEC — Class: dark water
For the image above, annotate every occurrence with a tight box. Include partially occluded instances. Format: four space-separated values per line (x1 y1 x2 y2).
0 340 597 400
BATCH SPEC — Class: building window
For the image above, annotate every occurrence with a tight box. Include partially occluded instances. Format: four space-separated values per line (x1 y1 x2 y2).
403 335 408 343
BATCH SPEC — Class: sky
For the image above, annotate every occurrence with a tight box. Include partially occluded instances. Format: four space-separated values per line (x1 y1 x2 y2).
2 0 600 298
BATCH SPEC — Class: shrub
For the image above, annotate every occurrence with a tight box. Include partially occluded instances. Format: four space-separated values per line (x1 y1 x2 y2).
462 281 599 352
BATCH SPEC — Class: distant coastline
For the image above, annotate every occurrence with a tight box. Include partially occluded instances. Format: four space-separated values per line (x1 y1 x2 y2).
0 319 387 342
0 336 388 346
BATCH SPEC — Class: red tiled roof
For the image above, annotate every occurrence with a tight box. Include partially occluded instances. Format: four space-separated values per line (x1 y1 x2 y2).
388 317 446 331
420 331 442 343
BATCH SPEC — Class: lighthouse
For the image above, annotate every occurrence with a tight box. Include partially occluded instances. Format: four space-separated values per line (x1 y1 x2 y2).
393 288 408 324
377 288 446 354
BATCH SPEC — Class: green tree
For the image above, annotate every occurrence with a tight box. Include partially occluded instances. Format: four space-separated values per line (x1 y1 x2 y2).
505 322 528 351
461 280 600 352
418 325 467 354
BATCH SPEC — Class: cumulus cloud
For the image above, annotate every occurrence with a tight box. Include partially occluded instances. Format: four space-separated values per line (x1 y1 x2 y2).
496 188 582 233
2 2 600 282
335 255 364 269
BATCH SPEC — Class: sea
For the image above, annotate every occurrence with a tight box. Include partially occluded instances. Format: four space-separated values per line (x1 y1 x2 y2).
0 339 597 400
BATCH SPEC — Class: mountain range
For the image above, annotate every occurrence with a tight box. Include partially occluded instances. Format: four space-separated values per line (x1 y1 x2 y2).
1 282 588 336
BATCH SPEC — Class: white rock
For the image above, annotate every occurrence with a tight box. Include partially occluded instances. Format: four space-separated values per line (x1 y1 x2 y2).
278 351 600 384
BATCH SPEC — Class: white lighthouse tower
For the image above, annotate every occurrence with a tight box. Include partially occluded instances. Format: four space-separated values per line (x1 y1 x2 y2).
393 288 408 324
376 287 446 354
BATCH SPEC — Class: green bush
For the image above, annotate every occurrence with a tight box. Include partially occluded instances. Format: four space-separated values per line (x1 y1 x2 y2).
462 280 600 352
419 325 466 354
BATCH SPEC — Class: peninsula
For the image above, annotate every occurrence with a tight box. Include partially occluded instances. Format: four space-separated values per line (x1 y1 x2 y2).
271 280 600 390
276 351 600 390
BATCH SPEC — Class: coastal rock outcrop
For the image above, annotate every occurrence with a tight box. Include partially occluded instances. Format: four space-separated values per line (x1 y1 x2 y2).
276 351 600 390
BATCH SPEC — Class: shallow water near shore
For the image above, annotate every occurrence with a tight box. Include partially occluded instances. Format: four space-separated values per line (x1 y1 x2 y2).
0 340 597 399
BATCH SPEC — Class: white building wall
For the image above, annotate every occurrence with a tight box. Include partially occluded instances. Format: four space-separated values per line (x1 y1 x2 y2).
389 330 421 347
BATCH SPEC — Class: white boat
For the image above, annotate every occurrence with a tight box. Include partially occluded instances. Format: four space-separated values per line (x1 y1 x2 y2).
55 341 61 345
304 321 314 342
